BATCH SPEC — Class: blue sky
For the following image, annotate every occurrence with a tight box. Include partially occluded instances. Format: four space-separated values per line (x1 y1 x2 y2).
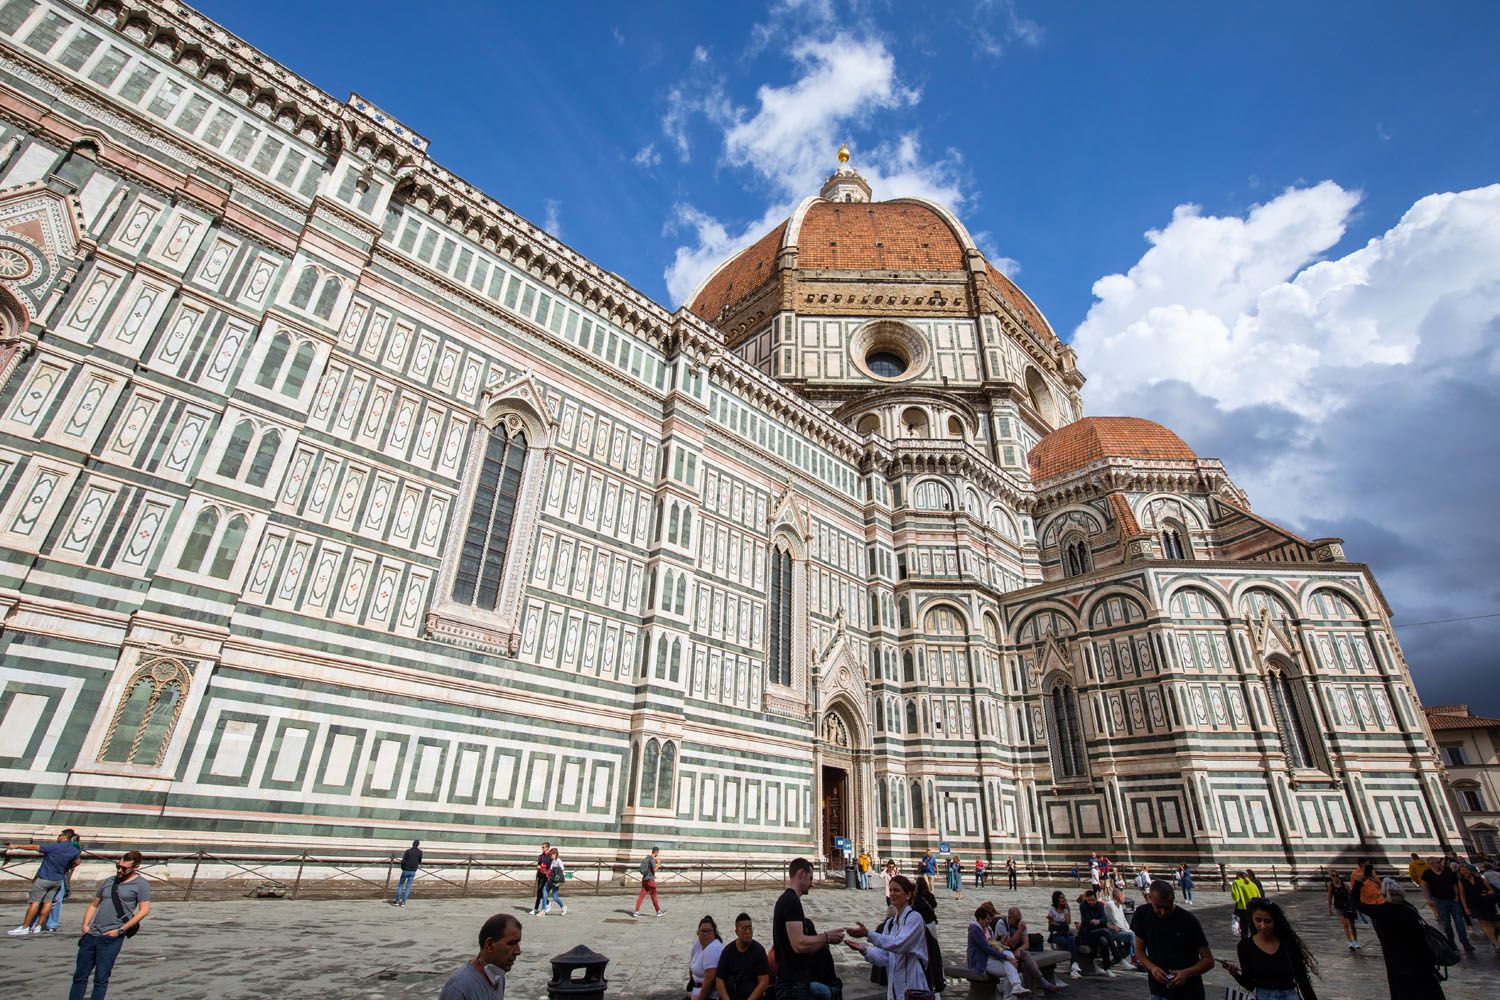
198 1 1500 713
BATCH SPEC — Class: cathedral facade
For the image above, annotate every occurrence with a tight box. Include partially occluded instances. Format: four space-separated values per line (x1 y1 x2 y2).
0 0 1462 869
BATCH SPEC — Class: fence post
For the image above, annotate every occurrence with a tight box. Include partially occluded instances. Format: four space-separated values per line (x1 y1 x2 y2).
698 861 705 894
743 861 749 889
463 857 473 897
185 850 203 901
291 853 307 900
383 855 394 895
594 862 602 895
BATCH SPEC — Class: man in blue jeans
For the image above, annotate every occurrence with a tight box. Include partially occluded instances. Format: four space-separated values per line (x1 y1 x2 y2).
72 849 151 1000
390 839 422 906
1420 855 1474 952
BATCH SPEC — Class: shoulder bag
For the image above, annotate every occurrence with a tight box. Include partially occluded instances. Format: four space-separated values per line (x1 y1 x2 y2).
109 879 140 939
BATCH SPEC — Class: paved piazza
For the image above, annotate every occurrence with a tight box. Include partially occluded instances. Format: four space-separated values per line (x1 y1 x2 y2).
1 881 1495 999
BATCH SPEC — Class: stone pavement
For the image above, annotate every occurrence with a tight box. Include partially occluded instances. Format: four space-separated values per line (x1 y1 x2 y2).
0 880 1495 999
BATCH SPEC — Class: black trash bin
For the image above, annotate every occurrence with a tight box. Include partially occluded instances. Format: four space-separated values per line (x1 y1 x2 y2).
845 861 858 890
548 944 609 1000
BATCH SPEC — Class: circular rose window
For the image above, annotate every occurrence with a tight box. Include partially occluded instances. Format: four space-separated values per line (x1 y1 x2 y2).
849 321 928 382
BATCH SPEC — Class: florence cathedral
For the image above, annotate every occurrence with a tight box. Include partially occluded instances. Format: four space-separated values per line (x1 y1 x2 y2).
0 0 1463 870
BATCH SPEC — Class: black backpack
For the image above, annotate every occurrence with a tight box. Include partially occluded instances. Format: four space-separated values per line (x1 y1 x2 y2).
1418 911 1461 978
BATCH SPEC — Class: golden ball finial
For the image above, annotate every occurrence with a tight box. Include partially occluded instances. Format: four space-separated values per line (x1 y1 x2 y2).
836 143 850 164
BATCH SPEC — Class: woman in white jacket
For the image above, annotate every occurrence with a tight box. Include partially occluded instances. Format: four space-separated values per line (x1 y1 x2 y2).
846 874 930 999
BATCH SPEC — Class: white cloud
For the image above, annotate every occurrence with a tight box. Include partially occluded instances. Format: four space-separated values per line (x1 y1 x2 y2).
632 143 662 169
973 0 1044 58
1072 182 1500 707
542 198 562 238
661 35 971 304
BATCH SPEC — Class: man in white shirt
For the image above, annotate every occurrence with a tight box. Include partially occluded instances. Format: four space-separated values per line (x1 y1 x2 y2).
1103 888 1138 969
440 912 522 999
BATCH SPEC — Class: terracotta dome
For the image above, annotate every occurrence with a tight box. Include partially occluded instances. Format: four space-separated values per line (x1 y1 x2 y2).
689 199 974 323
1029 416 1196 481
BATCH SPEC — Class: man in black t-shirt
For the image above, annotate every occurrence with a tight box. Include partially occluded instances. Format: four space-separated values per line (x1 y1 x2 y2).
772 858 844 999
529 840 551 915
1421 855 1473 950
1130 880 1212 1000
717 912 772 1000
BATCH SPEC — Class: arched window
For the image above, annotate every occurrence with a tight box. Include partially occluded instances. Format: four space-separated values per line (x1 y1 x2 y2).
674 576 687 615
208 515 247 579
902 651 915 683
947 415 965 439
875 699 885 731
246 430 280 488
900 407 929 437
282 342 317 397
669 638 682 683
911 780 925 827
1025 368 1056 424
98 659 192 767
178 507 219 572
640 739 659 806
668 505 680 544
53 140 99 189
768 544 793 686
313 277 341 319
856 413 880 436
451 422 528 610
1062 535 1091 577
1269 669 1315 769
878 779 889 825
680 510 692 548
654 637 669 679
656 742 676 809
898 597 911 630
1160 522 1188 560
912 479 953 511
905 700 918 734
217 420 254 477
1047 680 1087 779
256 333 290 388
289 265 319 309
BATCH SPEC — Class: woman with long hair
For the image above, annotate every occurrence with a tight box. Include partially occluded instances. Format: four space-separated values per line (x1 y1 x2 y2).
1046 889 1083 979
947 854 963 898
845 873 929 1000
688 915 723 1000
1458 863 1500 952
1219 899 1318 1000
1325 872 1359 951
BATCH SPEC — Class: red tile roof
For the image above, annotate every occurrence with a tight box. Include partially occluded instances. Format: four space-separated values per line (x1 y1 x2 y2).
796 200 967 271
986 263 1051 338
1424 705 1500 730
1030 416 1197 481
689 220 788 322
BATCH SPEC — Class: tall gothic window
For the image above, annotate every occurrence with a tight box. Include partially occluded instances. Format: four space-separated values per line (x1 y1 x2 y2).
98 660 192 767
452 423 528 610
1063 536 1091 577
768 544 793 685
1047 680 1087 779
1160 524 1188 560
1270 670 1315 769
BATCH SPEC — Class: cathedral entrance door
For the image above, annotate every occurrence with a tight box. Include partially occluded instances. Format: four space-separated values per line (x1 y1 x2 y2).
821 765 848 865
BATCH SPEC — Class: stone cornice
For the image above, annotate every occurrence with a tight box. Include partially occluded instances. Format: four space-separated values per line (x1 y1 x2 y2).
881 438 1031 508
1030 457 1245 513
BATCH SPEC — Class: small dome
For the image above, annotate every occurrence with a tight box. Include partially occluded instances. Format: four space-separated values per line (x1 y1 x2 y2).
1029 416 1196 481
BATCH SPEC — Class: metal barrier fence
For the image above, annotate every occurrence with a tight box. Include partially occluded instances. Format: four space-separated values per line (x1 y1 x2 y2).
2 847 1333 903
0 847 799 902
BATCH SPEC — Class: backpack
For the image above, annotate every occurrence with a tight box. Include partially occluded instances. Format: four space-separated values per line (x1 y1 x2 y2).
639 856 653 877
549 863 564 887
1418 911 1461 977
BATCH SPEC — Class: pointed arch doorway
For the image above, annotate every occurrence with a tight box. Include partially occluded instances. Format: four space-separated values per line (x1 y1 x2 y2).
815 702 870 869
